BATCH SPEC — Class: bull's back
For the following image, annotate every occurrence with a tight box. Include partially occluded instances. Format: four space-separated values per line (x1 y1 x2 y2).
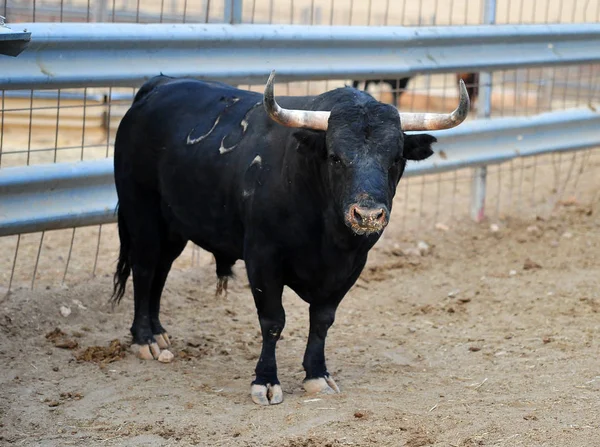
114 76 265 255
120 76 264 161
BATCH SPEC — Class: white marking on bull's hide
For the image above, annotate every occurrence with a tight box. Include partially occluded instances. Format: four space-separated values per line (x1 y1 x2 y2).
243 155 263 198
240 102 260 133
250 155 262 167
187 115 220 145
218 102 261 155
219 136 237 155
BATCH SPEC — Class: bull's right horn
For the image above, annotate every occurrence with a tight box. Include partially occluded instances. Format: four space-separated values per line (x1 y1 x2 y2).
399 79 470 131
263 70 330 131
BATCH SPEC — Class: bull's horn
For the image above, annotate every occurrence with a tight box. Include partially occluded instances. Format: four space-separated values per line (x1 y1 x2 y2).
399 79 470 131
263 70 330 131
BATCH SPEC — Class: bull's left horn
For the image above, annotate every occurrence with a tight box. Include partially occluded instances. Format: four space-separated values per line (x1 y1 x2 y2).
263 70 330 131
399 79 470 131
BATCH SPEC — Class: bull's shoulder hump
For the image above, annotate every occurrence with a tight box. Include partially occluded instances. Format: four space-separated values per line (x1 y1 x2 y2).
159 79 259 99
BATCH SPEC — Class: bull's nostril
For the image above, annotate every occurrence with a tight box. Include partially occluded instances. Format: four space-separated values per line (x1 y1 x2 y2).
347 205 388 233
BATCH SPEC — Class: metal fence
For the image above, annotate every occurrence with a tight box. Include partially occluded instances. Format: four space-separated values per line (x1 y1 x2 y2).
1 0 600 293
4 0 600 25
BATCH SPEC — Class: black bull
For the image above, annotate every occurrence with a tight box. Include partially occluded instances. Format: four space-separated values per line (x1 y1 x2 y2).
112 72 469 405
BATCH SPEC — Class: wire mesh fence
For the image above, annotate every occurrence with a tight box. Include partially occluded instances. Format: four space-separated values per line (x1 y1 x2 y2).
4 0 600 25
1 0 599 293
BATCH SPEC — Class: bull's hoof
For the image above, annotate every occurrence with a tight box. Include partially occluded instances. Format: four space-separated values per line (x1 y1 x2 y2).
132 332 173 360
251 383 283 406
154 332 171 349
134 342 162 360
303 375 340 395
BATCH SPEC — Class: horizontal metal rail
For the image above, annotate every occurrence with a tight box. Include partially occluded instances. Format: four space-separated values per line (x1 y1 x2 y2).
1 107 598 237
0 160 116 236
414 106 600 175
1 23 600 89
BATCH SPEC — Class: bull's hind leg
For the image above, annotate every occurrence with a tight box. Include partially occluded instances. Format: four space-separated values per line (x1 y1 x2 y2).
130 253 161 360
121 191 183 360
149 231 187 350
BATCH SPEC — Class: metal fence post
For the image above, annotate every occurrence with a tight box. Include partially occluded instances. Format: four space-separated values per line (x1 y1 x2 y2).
93 0 108 22
470 0 496 222
224 0 243 24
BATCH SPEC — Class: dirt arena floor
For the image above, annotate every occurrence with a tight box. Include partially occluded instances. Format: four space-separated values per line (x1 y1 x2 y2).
1 161 599 446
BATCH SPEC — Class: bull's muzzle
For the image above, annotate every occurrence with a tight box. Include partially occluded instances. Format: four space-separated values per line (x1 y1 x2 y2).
346 204 389 235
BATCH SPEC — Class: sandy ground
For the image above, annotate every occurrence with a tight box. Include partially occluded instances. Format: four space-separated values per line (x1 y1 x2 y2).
1 168 599 446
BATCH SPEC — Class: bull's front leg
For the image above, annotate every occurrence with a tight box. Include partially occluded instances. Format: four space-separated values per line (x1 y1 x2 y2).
302 302 341 395
246 258 286 406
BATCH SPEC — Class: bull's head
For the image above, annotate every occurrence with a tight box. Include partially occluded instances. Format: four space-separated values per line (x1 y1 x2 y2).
263 71 469 236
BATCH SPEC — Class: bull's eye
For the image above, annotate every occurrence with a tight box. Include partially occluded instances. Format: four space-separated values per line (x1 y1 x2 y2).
329 154 342 165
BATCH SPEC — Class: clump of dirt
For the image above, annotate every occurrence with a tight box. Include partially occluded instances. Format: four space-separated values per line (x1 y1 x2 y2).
59 391 84 401
75 339 127 366
45 327 79 349
405 433 435 447
177 346 209 360
43 392 84 408
45 327 66 341
361 258 422 282
55 339 79 349
281 437 343 447
523 257 542 270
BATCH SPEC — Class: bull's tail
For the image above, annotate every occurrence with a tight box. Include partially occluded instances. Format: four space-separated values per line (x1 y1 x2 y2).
111 204 131 305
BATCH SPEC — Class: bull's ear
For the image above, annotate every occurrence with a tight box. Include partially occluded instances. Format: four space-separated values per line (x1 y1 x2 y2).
293 129 326 158
403 134 437 161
